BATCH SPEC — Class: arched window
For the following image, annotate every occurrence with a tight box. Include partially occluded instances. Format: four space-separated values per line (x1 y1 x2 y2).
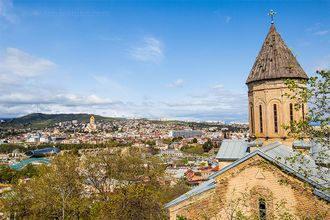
259 198 267 220
259 105 263 133
273 104 278 133
250 106 254 133
289 103 294 122
302 104 305 121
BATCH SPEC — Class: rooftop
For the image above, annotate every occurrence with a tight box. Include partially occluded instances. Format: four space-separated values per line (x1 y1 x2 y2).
166 141 330 208
215 139 249 161
246 24 308 84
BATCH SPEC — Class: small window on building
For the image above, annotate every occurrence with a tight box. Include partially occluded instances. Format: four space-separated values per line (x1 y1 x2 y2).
259 105 263 133
302 104 305 121
250 106 254 133
289 103 294 122
259 198 266 220
273 104 278 133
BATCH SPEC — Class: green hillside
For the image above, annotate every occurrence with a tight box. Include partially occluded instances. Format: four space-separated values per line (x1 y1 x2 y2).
1 113 114 129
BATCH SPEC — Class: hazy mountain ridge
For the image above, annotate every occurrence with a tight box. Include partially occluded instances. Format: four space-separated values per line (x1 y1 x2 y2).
0 113 248 131
0 113 114 129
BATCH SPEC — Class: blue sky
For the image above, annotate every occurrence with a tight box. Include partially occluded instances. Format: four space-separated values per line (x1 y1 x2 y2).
0 0 329 122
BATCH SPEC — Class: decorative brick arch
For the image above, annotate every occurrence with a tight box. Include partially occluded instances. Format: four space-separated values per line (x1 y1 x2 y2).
267 99 282 136
249 185 274 218
255 100 267 137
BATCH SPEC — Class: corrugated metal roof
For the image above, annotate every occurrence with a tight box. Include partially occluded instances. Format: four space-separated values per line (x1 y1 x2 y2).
292 140 312 149
259 142 330 188
216 140 249 161
314 189 330 202
248 139 263 147
310 142 330 165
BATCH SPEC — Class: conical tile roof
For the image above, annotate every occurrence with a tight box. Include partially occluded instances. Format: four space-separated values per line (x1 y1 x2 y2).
246 24 308 84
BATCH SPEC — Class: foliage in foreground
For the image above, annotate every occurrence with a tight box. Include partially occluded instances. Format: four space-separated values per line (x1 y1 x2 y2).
284 70 329 147
284 70 329 184
0 151 190 220
0 164 39 184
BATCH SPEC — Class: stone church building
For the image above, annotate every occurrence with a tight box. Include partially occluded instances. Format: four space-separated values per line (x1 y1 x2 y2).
246 23 308 140
165 20 330 219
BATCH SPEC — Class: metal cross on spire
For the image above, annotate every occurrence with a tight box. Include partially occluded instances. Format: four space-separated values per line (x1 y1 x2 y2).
267 9 277 24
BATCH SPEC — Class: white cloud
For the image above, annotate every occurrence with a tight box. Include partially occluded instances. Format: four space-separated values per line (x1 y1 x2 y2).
0 81 124 117
0 0 17 23
92 74 112 84
0 81 248 121
0 92 51 105
307 23 329 36
0 88 115 107
0 48 56 83
209 84 224 90
167 79 184 88
225 16 231 23
0 47 247 121
0 48 130 119
91 74 125 90
129 37 164 63
157 85 247 121
0 48 121 117
314 30 329 36
56 94 115 106
0 102 126 119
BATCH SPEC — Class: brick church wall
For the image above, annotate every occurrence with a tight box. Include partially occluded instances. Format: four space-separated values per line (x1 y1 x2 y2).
248 79 307 140
168 155 329 220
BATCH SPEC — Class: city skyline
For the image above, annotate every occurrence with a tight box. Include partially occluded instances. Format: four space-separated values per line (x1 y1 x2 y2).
0 0 329 122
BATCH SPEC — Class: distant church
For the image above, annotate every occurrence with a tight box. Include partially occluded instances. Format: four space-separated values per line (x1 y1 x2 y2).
165 12 330 220
85 115 97 132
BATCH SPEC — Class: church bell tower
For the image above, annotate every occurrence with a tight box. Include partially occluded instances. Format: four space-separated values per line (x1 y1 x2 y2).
246 11 308 140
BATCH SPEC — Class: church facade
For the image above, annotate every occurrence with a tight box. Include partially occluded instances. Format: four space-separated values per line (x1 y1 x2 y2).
165 21 330 219
166 144 330 219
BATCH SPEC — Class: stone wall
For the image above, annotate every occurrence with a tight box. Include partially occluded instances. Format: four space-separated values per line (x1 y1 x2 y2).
247 79 306 139
168 155 329 220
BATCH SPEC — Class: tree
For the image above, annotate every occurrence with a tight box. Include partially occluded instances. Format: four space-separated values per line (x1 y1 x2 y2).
0 165 19 184
284 70 329 146
202 139 213 152
172 136 183 142
163 138 173 145
1 149 190 219
99 183 167 220
159 178 190 204
145 139 156 146
81 149 170 219
1 154 90 219
0 164 39 184
284 70 329 182
181 144 204 155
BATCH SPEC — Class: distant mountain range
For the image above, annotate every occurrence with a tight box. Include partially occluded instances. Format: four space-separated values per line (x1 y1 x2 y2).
0 113 115 129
